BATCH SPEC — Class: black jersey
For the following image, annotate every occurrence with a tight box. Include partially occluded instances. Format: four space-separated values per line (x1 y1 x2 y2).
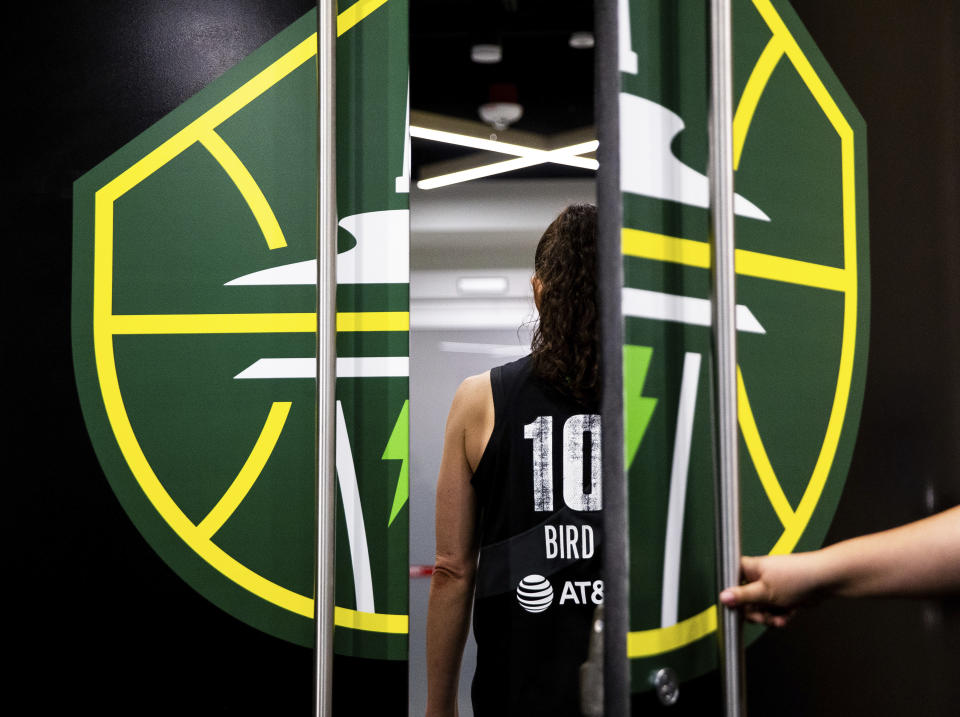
470 355 603 716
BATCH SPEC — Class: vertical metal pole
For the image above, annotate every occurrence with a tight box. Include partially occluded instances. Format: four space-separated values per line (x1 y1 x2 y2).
708 1 746 716
596 0 627 714
314 2 337 716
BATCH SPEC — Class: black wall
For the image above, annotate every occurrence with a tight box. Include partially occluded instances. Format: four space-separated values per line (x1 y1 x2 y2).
10 1 957 715
749 2 959 713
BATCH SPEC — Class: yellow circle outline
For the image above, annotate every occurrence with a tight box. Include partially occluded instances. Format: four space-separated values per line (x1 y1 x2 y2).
623 0 860 658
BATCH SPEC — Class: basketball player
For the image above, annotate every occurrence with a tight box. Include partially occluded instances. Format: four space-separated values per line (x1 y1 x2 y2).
426 204 603 716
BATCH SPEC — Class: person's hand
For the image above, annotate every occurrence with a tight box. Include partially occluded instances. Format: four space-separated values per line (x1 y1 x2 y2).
719 553 824 627
720 507 960 625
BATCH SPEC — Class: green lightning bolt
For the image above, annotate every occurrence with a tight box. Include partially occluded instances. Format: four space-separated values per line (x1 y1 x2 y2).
624 344 658 470
383 399 409 526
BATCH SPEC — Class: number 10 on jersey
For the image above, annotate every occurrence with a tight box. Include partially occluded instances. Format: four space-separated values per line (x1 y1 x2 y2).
524 414 602 512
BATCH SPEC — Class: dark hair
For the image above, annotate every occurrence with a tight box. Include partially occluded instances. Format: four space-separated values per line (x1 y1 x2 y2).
530 203 598 406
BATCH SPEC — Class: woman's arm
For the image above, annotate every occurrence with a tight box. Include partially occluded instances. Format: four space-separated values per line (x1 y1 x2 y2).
426 374 493 716
720 505 960 626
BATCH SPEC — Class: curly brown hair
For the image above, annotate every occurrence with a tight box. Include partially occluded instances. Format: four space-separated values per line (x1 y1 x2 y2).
530 203 598 406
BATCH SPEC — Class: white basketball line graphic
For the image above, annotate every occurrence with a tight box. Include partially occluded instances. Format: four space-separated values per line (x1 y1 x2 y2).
224 209 410 286
620 94 770 221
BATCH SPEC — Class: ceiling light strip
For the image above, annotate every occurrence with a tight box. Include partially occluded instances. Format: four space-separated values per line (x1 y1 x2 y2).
417 141 600 190
411 126 598 169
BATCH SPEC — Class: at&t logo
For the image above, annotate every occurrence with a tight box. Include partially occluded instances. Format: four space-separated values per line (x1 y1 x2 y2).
516 575 554 613
516 574 604 613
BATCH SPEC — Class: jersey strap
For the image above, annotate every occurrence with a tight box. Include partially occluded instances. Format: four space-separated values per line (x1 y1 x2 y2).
475 507 603 599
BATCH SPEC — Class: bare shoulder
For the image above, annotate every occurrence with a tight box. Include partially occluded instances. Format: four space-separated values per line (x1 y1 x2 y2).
450 372 492 413
447 371 495 472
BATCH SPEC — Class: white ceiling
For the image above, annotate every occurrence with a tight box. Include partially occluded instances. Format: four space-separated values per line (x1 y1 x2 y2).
409 177 594 328
410 178 596 270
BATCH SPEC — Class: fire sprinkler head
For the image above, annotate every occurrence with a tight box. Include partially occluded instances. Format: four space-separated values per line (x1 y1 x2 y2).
478 101 523 131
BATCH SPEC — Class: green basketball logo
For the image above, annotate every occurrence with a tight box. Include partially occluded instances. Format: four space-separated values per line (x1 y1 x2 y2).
620 0 869 687
72 2 410 658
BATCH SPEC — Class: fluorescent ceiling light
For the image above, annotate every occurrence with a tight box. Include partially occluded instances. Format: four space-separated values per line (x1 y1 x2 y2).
417 139 600 190
471 43 502 63
410 126 597 169
456 276 509 295
569 31 595 49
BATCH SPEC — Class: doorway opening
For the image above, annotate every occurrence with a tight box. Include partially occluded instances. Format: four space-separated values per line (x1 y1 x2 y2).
408 2 597 712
